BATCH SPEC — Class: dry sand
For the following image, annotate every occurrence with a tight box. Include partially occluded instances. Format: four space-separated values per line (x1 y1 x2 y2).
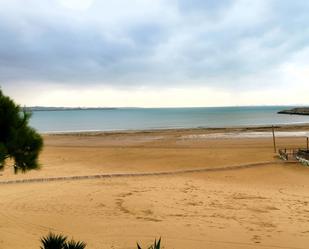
1 127 309 249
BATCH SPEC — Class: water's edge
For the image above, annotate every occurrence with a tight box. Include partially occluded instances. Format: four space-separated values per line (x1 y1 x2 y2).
30 106 309 133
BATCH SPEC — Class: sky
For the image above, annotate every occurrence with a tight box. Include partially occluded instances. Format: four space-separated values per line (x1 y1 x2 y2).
1 0 309 107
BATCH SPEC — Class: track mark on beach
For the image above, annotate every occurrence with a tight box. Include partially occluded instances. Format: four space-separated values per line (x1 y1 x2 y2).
136 215 162 222
0 189 59 234
251 235 262 244
115 198 131 215
114 192 161 222
0 161 283 185
233 193 268 200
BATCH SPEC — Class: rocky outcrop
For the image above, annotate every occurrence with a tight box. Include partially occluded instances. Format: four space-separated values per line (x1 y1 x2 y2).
278 108 309 115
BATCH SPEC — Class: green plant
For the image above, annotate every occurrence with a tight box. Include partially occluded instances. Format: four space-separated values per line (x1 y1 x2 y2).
40 232 86 249
40 233 67 249
40 233 161 249
137 238 161 249
0 89 43 173
63 239 87 249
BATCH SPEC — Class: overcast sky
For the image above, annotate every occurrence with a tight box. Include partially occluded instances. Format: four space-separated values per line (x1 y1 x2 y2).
1 0 309 107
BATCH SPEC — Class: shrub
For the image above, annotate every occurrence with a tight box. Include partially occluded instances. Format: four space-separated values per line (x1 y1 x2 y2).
40 232 86 249
40 233 67 249
137 238 161 249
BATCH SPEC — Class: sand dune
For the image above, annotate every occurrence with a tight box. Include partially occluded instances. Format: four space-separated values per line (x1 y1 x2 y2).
1 129 309 249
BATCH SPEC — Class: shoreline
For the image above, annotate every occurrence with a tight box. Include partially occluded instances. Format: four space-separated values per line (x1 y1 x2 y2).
42 123 309 136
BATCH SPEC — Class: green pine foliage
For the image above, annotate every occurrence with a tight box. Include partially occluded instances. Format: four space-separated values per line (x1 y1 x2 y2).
0 89 43 173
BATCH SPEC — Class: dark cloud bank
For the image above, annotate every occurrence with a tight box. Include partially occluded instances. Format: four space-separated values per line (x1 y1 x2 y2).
0 0 309 89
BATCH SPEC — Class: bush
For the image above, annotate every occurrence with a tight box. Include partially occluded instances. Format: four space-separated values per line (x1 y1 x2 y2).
40 232 86 249
137 238 161 249
40 233 162 249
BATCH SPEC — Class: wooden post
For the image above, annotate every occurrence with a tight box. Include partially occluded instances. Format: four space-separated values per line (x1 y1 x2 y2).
307 137 308 151
272 126 277 153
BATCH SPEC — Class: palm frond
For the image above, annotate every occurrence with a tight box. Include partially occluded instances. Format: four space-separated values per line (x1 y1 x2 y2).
64 239 87 249
40 232 67 249
137 238 161 249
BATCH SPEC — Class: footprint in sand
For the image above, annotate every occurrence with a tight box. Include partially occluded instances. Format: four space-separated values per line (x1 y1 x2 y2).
252 235 262 244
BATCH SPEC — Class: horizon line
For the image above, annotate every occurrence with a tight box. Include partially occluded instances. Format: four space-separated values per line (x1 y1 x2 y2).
24 104 308 109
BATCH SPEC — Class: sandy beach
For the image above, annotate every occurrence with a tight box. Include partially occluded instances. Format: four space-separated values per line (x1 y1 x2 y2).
1 126 309 249
3 0 309 248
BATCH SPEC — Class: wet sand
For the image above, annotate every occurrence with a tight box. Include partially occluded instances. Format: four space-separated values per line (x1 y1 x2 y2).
1 127 309 248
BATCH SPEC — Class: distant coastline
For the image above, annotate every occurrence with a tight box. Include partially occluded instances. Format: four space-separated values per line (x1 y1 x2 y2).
278 107 309 116
25 106 118 111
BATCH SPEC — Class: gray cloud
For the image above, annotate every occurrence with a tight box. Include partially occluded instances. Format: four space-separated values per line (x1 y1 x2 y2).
0 0 309 90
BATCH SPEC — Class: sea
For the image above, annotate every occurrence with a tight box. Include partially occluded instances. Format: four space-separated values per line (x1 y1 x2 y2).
29 106 309 133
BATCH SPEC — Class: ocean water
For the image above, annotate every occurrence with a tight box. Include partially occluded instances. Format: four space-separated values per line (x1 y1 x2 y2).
29 106 309 133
